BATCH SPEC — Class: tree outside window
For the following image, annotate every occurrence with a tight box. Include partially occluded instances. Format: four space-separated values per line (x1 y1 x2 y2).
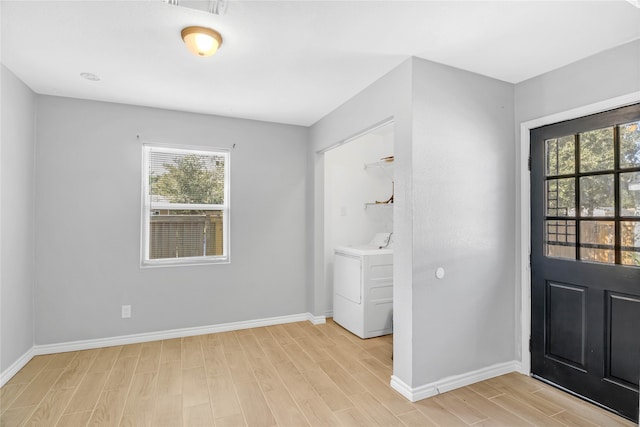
142 145 229 266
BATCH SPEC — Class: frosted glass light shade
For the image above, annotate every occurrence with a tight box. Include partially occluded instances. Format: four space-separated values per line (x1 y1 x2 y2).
181 26 222 57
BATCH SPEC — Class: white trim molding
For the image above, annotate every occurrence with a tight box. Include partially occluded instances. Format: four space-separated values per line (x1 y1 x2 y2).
518 91 640 376
0 347 37 387
1 312 324 387
390 375 435 401
390 361 522 402
306 313 327 325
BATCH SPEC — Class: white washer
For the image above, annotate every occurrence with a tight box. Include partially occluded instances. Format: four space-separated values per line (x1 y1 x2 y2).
333 235 393 339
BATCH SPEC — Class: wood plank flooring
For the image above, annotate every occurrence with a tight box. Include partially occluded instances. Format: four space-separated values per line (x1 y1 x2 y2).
0 319 635 426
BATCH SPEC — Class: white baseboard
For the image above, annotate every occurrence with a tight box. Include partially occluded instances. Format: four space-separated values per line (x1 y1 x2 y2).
1 312 322 386
307 313 327 325
0 347 36 387
390 360 521 402
390 375 438 401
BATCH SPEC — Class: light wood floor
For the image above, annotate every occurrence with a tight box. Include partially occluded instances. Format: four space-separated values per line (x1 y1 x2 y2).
0 319 636 427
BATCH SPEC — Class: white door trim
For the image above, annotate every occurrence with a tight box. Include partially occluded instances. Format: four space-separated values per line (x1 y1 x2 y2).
519 91 640 375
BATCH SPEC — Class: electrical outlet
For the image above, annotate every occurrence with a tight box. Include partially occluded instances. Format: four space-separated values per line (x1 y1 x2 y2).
121 305 131 319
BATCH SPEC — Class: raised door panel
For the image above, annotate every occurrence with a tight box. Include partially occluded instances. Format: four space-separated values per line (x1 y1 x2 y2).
607 293 640 387
546 282 587 369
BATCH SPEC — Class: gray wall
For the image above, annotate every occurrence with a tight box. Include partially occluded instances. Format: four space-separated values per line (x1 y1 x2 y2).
309 59 414 383
1 65 36 372
34 96 308 345
410 58 516 384
513 39 640 361
311 57 516 390
515 40 640 124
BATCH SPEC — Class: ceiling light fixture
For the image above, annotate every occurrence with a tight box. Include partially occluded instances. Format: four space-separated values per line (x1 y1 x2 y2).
181 26 223 57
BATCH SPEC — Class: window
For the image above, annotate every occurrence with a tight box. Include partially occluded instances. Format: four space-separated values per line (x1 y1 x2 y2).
544 118 640 266
141 144 229 266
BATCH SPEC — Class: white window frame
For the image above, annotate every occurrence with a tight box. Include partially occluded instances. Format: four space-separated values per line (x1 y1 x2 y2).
141 143 230 267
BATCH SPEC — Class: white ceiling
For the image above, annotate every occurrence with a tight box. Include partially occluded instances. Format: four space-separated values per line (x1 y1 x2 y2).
2 1 640 126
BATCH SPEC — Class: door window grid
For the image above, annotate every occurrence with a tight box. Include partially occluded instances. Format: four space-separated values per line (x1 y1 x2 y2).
544 121 640 266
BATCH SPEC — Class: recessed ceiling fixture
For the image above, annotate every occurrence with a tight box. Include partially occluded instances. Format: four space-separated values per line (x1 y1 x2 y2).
181 26 223 57
80 72 100 81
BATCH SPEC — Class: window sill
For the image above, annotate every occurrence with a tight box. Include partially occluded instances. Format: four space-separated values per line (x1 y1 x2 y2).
141 256 230 268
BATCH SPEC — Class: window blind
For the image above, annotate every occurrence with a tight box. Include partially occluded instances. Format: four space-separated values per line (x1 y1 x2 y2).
142 145 229 264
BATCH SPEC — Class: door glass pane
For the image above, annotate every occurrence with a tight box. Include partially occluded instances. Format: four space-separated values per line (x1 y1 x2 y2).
621 221 640 266
579 127 614 173
580 221 615 264
580 174 614 217
546 135 575 176
619 121 640 169
546 178 575 217
620 172 640 217
546 220 576 259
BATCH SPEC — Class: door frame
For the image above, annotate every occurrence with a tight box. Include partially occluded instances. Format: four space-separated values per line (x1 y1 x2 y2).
518 91 640 378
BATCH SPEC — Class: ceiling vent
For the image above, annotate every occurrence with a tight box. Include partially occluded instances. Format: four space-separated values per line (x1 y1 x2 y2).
162 0 227 16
